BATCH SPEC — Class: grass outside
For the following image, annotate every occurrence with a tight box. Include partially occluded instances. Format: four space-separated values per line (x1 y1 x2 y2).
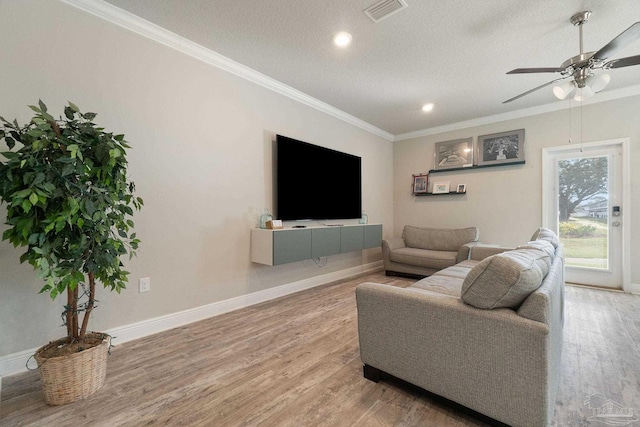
561 236 608 257
560 217 608 268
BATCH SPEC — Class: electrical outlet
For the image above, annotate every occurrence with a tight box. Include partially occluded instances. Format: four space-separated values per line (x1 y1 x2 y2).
139 277 151 293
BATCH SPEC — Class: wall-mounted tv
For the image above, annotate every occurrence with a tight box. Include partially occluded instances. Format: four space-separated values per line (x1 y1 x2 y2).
275 135 362 221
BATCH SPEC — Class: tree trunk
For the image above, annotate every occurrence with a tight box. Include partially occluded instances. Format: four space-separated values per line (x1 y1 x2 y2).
79 272 96 340
66 286 74 339
72 285 79 339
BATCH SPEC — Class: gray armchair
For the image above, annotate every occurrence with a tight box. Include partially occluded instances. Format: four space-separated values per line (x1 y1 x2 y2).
383 226 479 278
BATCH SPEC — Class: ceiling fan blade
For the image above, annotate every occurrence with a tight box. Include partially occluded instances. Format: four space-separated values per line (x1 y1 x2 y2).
605 54 640 69
593 21 640 61
502 77 570 104
506 67 564 74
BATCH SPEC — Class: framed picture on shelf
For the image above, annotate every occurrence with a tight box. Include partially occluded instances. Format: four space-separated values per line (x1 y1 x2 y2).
432 181 450 194
413 174 428 194
457 184 466 193
477 129 525 166
434 137 473 170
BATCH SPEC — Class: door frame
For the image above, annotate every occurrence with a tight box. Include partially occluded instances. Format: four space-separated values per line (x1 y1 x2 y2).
541 138 631 292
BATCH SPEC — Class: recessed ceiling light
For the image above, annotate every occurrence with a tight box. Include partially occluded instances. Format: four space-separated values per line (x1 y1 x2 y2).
422 103 434 112
333 32 352 47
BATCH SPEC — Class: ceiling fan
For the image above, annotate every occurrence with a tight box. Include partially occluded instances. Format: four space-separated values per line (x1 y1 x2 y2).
503 11 640 104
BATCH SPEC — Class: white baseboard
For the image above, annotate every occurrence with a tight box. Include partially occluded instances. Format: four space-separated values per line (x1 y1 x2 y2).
0 261 382 378
625 283 640 294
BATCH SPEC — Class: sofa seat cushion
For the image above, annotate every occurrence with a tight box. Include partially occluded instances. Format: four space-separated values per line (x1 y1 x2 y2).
461 249 551 309
411 275 464 297
389 247 458 270
434 260 479 279
408 260 480 297
402 226 479 251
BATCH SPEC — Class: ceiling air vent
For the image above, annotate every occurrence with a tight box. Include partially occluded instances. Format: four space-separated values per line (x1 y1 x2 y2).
364 0 408 23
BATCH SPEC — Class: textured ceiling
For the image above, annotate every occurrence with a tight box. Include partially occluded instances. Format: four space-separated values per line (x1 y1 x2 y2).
103 0 640 136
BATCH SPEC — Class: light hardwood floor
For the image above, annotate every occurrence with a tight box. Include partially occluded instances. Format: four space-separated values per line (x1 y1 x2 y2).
2 272 639 426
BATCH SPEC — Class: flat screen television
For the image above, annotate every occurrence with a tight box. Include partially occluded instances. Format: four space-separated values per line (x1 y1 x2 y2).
275 135 361 221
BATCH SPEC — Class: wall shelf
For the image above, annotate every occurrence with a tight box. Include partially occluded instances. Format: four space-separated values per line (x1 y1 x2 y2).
428 161 525 174
415 191 466 197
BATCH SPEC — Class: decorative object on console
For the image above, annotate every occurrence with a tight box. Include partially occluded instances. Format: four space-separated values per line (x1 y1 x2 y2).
359 211 368 224
412 174 428 194
265 220 283 229
432 181 450 194
476 129 525 167
457 184 466 193
259 208 273 229
434 138 473 170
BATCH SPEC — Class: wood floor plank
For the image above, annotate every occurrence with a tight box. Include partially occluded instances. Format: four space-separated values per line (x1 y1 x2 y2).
1 272 639 426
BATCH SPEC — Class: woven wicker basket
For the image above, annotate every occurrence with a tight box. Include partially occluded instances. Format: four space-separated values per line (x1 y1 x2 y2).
34 333 109 406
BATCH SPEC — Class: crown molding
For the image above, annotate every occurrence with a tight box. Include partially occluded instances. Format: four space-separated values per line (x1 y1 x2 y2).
56 1 640 143
58 0 394 142
394 84 640 141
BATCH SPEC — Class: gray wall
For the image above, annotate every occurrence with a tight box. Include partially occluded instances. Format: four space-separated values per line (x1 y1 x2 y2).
0 1 394 356
394 95 640 284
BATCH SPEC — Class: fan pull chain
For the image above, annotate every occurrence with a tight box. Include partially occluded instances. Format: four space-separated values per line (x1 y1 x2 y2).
568 98 573 144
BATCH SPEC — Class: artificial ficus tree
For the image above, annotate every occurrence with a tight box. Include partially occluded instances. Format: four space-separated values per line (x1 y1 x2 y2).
0 101 142 342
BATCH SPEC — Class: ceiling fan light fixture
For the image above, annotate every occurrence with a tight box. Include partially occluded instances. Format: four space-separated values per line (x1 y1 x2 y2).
589 73 611 93
574 85 595 102
553 81 575 100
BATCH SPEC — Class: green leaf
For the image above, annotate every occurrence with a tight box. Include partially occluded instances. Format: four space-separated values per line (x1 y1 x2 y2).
29 192 38 205
38 99 47 112
26 128 43 138
64 106 75 120
67 144 78 159
84 199 95 215
68 101 80 112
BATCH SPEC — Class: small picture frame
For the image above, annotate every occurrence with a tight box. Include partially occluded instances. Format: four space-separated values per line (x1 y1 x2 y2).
457 184 466 193
432 181 450 194
266 220 283 229
413 174 428 194
434 137 473 170
476 129 525 166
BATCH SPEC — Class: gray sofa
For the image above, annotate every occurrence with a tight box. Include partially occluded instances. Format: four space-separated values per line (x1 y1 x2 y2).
357 228 564 427
383 226 479 278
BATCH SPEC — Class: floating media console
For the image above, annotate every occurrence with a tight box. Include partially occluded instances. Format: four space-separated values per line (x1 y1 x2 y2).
251 224 382 266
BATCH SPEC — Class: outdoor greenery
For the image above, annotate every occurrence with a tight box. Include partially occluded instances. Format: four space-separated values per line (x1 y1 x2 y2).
558 157 607 222
559 222 597 237
560 217 607 268
0 101 142 342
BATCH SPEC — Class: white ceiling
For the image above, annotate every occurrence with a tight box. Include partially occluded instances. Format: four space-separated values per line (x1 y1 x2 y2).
102 0 640 137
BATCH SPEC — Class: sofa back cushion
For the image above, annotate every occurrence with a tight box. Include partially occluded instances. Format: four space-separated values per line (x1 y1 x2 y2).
517 240 555 261
461 248 550 309
531 227 560 248
402 226 479 251
518 244 564 324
